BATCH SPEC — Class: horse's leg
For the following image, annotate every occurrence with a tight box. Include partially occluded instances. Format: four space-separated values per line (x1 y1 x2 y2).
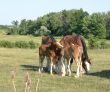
50 57 53 75
39 55 45 73
79 56 83 76
66 58 71 76
61 57 66 76
46 57 50 72
79 48 84 75
55 58 62 74
74 58 80 78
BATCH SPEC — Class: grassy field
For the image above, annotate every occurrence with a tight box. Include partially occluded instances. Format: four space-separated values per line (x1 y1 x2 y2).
0 47 110 92
0 35 110 92
0 35 62 46
0 35 41 44
0 29 7 35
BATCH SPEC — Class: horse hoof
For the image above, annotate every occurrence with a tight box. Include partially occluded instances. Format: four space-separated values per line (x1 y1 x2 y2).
68 73 71 76
38 69 41 73
74 75 79 78
61 73 65 77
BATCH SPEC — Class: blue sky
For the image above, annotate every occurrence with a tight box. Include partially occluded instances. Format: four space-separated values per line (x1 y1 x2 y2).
0 0 110 25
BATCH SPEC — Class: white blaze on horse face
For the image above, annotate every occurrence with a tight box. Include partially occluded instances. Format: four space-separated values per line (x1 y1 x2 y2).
56 42 63 48
72 43 74 46
85 61 90 71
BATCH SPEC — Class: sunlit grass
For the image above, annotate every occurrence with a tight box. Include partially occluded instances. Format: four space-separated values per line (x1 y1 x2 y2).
0 47 110 92
0 35 62 44
0 35 42 44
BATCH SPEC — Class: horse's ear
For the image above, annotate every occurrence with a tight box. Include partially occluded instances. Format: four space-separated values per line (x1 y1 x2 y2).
56 42 63 48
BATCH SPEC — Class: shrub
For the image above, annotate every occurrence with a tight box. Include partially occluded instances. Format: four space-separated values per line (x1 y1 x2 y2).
0 40 39 49
88 37 99 49
29 41 37 49
15 41 30 48
0 40 14 48
99 40 110 49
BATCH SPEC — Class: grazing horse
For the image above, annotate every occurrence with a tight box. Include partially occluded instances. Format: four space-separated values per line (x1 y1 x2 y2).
39 36 64 75
59 35 91 77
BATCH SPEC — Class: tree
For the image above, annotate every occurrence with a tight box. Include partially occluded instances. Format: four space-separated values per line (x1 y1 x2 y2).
11 20 19 27
19 19 27 35
61 10 69 35
82 13 106 39
35 26 51 36
103 11 110 39
69 9 89 35
47 12 63 36
7 20 19 35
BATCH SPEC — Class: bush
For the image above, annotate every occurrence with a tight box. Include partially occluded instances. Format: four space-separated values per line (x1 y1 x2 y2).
15 41 30 48
0 40 14 48
0 40 39 49
99 40 110 49
28 41 38 49
88 37 99 49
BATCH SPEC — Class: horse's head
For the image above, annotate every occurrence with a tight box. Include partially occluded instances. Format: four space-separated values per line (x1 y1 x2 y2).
82 58 91 73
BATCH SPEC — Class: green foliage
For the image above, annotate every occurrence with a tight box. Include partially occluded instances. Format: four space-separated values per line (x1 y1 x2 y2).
98 40 110 49
103 12 110 39
0 40 39 49
7 28 18 35
82 13 106 39
69 9 88 35
0 40 14 48
28 41 38 49
35 26 51 36
88 36 99 49
88 37 110 49
15 41 30 48
2 9 110 39
0 25 9 35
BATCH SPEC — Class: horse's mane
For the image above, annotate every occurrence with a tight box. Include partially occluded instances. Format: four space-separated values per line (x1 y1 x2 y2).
41 36 56 45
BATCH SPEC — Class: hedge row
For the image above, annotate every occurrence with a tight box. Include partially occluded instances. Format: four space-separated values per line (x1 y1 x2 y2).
88 38 110 49
0 40 39 49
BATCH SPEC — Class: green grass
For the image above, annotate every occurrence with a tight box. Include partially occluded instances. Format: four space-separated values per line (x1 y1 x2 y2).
0 29 7 35
0 35 62 44
0 47 110 92
0 35 42 44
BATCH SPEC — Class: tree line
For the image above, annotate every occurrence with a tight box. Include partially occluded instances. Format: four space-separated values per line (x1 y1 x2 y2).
3 9 110 39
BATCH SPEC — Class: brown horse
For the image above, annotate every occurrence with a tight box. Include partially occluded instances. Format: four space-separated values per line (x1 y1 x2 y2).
39 36 56 73
59 35 91 77
39 36 64 75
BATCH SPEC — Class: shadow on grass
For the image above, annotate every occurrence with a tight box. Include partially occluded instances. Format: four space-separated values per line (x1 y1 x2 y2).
89 70 110 79
21 64 48 72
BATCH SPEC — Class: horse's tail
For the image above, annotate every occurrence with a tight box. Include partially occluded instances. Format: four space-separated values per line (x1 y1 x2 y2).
79 36 91 64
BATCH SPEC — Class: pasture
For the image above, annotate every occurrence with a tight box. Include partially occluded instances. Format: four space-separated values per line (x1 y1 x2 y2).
0 35 110 92
0 35 62 43
0 48 110 92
